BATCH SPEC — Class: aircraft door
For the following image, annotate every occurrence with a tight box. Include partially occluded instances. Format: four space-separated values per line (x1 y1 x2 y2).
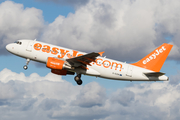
26 41 34 52
126 65 133 77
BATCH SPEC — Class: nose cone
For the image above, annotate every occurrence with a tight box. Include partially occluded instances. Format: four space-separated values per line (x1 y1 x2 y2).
6 44 11 52
6 44 14 53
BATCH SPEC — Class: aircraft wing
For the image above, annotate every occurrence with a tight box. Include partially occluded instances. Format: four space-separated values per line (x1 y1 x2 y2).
144 72 165 77
66 52 104 67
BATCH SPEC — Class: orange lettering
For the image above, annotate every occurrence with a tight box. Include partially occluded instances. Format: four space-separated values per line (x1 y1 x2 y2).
42 45 51 53
67 50 78 58
67 53 72 58
51 47 59 55
34 43 42 51
73 50 78 57
96 58 103 66
111 62 122 71
103 60 111 68
58 49 69 58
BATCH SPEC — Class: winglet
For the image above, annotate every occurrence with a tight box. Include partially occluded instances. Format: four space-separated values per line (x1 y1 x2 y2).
98 51 105 56
131 43 173 72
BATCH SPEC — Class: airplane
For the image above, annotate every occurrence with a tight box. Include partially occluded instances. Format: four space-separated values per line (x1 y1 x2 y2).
6 39 173 85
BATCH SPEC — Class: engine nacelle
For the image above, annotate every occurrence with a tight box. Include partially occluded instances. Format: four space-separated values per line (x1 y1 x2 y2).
51 69 75 76
46 57 71 70
51 69 67 75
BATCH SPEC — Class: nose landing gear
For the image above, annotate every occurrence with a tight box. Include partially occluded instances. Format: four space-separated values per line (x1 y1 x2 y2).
23 65 28 70
74 74 83 85
23 58 30 70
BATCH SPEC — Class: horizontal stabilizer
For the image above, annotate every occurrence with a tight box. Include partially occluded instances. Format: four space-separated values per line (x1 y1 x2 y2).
144 72 165 77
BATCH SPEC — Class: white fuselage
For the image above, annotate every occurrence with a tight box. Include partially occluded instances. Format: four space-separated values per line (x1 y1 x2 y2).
6 39 169 81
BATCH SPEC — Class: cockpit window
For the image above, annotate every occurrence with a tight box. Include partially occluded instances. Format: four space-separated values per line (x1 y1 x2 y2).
14 41 22 45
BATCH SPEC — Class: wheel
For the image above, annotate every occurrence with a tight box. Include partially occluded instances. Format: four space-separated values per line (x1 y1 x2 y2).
74 76 80 81
76 80 83 85
23 65 28 70
74 74 83 85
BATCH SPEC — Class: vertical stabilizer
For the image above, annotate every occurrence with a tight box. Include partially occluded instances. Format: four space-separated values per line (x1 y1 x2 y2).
132 43 173 72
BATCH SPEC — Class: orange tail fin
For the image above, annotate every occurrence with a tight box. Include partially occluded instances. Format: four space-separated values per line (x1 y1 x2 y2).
131 43 173 72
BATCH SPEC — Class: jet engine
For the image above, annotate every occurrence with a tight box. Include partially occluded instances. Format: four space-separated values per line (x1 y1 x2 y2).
51 69 75 75
46 57 71 70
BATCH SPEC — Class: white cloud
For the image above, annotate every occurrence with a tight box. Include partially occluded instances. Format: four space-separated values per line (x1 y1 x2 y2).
36 0 90 6
0 1 44 55
0 68 180 120
1 0 180 62
169 71 180 85
0 68 63 83
71 82 106 108
39 0 180 62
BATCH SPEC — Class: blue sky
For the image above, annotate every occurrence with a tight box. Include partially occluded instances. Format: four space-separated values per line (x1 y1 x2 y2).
9 0 75 23
1 0 180 120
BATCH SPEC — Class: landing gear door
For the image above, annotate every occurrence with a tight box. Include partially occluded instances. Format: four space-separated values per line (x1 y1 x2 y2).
26 41 34 52
126 65 133 77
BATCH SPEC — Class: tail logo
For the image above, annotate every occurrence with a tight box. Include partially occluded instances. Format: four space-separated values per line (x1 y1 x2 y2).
143 46 166 64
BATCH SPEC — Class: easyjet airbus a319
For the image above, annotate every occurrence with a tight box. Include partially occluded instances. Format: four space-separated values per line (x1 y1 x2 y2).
6 39 173 85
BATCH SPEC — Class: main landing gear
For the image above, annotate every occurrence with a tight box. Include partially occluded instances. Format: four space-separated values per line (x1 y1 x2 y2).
74 74 83 85
23 58 30 70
